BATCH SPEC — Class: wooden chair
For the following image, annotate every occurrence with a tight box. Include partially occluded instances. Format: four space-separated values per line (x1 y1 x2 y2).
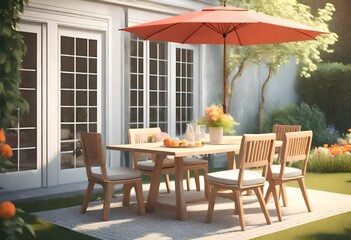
80 132 145 221
272 124 301 207
265 130 313 222
206 133 276 231
128 128 208 194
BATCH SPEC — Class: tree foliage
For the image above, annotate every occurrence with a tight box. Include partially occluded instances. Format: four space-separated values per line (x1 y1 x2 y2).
225 0 338 132
0 0 29 128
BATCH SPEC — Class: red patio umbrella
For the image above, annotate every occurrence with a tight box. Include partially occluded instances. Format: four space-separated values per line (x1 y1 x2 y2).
120 5 328 113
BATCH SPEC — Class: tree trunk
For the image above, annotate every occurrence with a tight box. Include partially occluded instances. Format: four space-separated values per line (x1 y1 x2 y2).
227 58 246 114
259 65 274 133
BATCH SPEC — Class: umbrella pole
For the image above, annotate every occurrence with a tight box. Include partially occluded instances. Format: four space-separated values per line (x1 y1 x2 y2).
223 36 227 113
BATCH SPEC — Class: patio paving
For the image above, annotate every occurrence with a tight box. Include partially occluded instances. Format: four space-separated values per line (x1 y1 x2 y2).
34 177 351 240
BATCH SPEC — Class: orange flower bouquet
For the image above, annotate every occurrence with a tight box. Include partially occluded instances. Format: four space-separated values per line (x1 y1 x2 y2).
198 104 239 134
0 129 13 172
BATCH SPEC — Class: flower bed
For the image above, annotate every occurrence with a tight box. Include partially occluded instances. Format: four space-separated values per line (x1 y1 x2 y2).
291 129 351 173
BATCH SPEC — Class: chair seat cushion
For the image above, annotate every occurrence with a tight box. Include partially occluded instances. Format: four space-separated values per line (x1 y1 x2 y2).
208 169 265 186
183 157 208 165
137 158 174 171
92 167 141 181
271 165 302 178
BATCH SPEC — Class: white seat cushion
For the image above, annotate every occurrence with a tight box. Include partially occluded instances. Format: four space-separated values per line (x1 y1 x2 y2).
137 158 174 171
92 167 141 181
183 157 208 165
208 169 265 186
271 165 302 178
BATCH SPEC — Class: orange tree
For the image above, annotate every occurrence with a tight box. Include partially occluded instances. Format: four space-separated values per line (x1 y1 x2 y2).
0 201 35 239
0 0 29 129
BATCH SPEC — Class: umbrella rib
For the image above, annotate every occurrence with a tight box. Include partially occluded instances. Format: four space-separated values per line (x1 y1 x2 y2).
181 23 208 43
143 23 181 40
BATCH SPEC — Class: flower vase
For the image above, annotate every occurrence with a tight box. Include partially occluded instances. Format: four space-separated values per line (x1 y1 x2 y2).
209 127 223 144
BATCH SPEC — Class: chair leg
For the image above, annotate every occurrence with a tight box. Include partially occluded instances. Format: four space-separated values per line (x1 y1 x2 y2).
253 187 271 225
235 190 246 231
134 180 146 215
233 190 239 215
280 183 288 207
205 185 218 223
102 183 114 221
81 180 95 214
297 178 312 212
122 183 134 206
264 183 273 204
186 170 191 191
203 166 209 199
164 174 171 193
271 184 283 222
194 169 201 191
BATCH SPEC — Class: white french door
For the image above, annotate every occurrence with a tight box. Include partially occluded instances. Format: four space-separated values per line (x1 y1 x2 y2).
0 23 43 191
58 28 102 184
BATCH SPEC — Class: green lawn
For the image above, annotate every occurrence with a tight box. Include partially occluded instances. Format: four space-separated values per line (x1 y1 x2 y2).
10 172 351 240
254 173 351 240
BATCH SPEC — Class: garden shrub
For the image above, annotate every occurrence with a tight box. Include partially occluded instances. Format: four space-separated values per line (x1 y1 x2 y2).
264 102 338 147
296 62 351 132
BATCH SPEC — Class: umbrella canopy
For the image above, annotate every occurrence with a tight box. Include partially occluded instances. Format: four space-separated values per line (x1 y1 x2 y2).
120 6 328 112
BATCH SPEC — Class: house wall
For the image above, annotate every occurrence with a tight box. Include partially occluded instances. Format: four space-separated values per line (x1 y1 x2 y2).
1 0 222 191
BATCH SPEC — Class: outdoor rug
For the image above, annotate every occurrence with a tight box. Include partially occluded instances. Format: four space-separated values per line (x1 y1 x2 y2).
35 179 351 240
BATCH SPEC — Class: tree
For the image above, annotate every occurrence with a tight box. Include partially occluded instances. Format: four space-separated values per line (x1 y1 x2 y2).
0 0 29 129
225 0 338 132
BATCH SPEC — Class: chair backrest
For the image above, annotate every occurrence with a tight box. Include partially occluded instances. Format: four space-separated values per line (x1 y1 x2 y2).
272 124 301 141
80 132 108 181
128 127 162 168
237 133 276 186
280 130 313 176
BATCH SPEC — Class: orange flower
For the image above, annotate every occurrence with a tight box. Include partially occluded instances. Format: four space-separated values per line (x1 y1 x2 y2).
0 201 16 219
323 144 328 148
0 129 5 143
348 128 351 133
1 144 13 158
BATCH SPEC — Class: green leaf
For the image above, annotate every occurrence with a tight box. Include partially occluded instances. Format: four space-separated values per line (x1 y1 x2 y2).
24 223 36 238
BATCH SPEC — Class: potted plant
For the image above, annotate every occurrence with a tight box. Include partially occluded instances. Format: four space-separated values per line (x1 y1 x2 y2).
198 104 239 143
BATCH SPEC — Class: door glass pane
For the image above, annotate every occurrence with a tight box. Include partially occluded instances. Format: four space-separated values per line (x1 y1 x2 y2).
4 31 38 172
175 48 194 135
60 34 99 170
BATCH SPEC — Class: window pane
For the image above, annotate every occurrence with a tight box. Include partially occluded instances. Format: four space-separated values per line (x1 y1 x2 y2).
76 57 87 72
76 38 87 56
20 71 36 88
22 32 37 69
76 74 87 89
61 56 74 71
61 73 74 89
61 36 74 55
76 91 87 106
89 75 97 89
61 108 74 122
76 108 88 122
89 39 97 57
61 90 74 106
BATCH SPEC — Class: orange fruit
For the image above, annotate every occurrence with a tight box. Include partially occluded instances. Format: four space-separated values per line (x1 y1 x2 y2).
0 201 16 219
172 140 180 146
0 129 5 143
1 144 13 158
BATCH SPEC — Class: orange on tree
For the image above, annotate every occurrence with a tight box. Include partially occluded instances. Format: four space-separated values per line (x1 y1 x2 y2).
1 144 13 158
0 129 5 143
0 201 16 219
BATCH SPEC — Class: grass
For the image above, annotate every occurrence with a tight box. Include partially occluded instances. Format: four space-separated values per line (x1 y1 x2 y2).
8 172 351 240
254 173 351 240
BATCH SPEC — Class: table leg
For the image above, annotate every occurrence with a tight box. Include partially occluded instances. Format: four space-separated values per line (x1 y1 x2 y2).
227 151 236 169
174 156 187 220
146 154 165 212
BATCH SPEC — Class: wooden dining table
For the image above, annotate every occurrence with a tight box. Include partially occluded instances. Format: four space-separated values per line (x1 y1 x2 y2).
107 136 282 221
